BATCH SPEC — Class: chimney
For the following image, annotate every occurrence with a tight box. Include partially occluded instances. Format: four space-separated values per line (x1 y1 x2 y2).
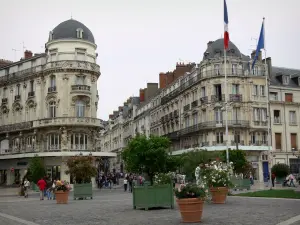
109 114 114 119
139 88 145 102
24 50 33 59
207 41 213 48
118 106 123 111
251 50 256 59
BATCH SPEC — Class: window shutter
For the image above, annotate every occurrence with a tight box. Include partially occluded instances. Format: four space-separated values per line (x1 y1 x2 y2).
291 134 297 149
275 133 282 150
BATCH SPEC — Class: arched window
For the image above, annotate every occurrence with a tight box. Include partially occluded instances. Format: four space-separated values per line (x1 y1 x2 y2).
47 134 60 151
50 76 56 88
75 100 85 117
49 101 56 118
71 133 88 150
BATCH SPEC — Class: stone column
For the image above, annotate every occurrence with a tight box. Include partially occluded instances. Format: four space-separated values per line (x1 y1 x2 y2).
258 154 264 182
60 157 70 183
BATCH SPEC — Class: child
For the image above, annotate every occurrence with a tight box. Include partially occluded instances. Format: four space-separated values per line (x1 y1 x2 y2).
46 186 53 200
124 177 128 192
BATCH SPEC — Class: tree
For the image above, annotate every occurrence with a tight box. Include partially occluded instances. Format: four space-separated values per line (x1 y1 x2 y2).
221 149 249 175
28 156 45 184
65 156 97 184
180 150 220 181
121 135 178 184
271 163 289 178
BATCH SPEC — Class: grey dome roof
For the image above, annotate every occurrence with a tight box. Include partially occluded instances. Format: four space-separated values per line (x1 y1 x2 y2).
51 19 95 43
203 38 241 60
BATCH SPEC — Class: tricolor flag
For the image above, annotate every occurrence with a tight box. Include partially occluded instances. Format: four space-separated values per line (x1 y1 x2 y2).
252 19 265 69
224 0 229 50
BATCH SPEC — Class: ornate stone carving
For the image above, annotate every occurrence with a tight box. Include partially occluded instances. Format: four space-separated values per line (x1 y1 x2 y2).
25 99 37 111
60 127 68 151
12 102 23 113
62 74 69 80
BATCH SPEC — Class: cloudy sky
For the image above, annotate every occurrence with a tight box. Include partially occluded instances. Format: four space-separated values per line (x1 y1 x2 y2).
0 0 299 120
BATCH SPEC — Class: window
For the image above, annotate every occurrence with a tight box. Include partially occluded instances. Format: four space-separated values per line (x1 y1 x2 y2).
49 101 56 118
232 107 240 121
253 66 258 75
30 80 34 92
214 64 220 75
71 134 88 150
76 28 83 39
193 113 198 125
202 110 206 122
253 108 260 121
253 85 258 96
50 76 56 88
251 132 257 144
275 133 282 150
283 76 289 85
216 132 223 144
201 87 205 97
232 84 239 94
50 53 57 62
47 134 60 151
16 84 20 95
215 108 223 123
262 132 267 144
270 92 278 101
232 64 237 74
233 131 240 143
76 52 85 61
291 133 297 150
192 90 197 101
261 108 267 121
274 110 281 123
76 76 84 85
285 93 293 102
185 116 189 128
289 111 297 125
76 100 85 117
3 88 6 98
260 85 265 96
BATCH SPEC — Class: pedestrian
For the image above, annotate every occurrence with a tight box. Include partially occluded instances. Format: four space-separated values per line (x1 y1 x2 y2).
23 178 30 198
124 176 128 192
288 173 296 187
128 174 133 193
37 177 47 200
271 173 276 188
52 180 56 200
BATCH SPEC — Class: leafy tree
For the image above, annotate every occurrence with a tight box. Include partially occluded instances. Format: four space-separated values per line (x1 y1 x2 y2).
121 135 178 184
271 163 289 178
65 156 97 184
28 156 45 184
179 150 220 181
221 149 249 175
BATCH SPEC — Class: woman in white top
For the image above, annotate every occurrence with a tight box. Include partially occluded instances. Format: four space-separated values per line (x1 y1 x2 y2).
23 178 30 198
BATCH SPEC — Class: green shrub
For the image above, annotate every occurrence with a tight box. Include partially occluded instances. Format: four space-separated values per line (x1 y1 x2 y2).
271 163 289 178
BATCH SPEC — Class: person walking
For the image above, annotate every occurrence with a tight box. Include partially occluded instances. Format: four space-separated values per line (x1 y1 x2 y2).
271 173 276 188
23 178 30 198
124 176 128 192
37 177 47 200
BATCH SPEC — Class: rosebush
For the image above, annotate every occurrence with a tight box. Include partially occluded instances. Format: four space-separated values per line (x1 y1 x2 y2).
175 183 206 199
54 180 72 192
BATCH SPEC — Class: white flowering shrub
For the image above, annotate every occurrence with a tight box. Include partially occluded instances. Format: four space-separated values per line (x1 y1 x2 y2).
153 172 174 185
201 161 234 188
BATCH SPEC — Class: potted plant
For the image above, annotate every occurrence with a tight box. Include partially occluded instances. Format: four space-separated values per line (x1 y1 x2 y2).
122 135 179 210
271 163 289 184
65 156 97 200
201 161 233 204
54 180 71 204
175 183 207 223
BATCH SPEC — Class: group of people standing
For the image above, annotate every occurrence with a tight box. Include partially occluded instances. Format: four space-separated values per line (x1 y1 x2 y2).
96 172 121 189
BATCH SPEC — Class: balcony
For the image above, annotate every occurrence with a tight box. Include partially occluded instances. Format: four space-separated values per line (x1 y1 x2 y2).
200 96 208 104
231 140 245 145
71 85 91 94
45 145 61 152
212 141 225 145
183 104 190 112
273 117 281 124
33 117 102 128
70 144 88 151
249 141 268 146
191 100 198 108
1 98 8 104
253 121 268 126
211 94 225 103
48 86 57 93
229 94 242 102
28 91 35 98
0 121 33 133
14 95 21 101
199 68 266 79
290 121 297 126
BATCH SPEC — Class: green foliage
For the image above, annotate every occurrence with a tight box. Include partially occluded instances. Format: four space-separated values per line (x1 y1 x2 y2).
28 156 45 184
65 156 97 184
221 150 249 175
121 135 177 184
235 190 300 199
154 172 174 185
175 183 206 199
271 163 289 178
180 150 220 181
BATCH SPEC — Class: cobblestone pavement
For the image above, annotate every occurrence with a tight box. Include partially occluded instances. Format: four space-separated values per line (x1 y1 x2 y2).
0 190 300 225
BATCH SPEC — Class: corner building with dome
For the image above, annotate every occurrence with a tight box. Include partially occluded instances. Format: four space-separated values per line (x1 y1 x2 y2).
0 19 116 186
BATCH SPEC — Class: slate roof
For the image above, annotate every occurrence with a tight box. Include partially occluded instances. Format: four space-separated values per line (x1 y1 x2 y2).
270 66 300 88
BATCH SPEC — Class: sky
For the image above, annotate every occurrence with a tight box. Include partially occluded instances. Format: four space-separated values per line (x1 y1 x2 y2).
0 0 299 120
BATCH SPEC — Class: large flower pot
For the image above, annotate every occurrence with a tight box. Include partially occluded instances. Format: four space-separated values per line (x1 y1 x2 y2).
176 198 204 223
55 191 69 204
210 187 228 204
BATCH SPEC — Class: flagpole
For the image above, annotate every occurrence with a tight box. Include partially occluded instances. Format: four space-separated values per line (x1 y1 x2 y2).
225 48 229 165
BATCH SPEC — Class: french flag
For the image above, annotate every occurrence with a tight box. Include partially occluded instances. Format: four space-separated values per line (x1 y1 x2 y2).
224 0 229 50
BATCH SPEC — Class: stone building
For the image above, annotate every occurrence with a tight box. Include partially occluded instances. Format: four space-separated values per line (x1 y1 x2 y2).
0 19 115 186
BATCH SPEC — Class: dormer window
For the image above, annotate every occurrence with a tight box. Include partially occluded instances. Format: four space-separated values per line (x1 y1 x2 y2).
76 28 84 39
252 66 258 75
49 31 53 41
283 75 289 85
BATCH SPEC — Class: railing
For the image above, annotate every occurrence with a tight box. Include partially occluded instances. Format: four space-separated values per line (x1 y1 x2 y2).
14 95 21 101
46 145 61 152
1 98 7 104
273 117 281 124
200 96 208 104
70 144 88 151
43 60 100 74
249 141 268 146
33 117 102 128
211 94 225 102
71 85 91 91
289 121 297 126
48 86 57 93
212 141 225 145
191 100 198 108
231 140 245 145
28 91 35 97
200 142 209 147
0 65 43 84
229 94 242 102
0 121 33 133
253 121 268 126
183 104 190 112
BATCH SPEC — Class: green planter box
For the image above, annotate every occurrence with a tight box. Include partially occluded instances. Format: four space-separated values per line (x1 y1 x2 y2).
231 178 251 190
73 183 93 200
133 183 174 210
276 177 285 184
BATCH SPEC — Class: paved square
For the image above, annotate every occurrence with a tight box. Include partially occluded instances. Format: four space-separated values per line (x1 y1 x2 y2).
0 190 300 225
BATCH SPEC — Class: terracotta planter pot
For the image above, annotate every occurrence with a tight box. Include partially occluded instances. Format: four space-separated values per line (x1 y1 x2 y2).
55 191 69 204
209 187 228 204
176 198 204 223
